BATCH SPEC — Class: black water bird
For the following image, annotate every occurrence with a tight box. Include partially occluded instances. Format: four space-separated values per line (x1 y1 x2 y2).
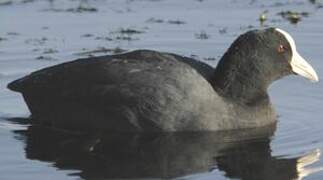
7 28 319 132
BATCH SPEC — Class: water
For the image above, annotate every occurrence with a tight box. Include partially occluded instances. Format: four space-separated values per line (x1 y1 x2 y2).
1 0 323 179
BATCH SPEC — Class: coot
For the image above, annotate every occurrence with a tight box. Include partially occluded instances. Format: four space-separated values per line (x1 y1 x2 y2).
7 28 319 132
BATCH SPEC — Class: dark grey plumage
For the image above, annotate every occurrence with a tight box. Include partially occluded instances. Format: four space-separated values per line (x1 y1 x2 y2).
8 28 310 132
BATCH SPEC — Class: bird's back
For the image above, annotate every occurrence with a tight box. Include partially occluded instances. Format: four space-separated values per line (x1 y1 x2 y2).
8 50 227 132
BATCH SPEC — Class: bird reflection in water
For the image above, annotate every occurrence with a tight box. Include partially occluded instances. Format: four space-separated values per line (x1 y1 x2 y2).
9 118 322 180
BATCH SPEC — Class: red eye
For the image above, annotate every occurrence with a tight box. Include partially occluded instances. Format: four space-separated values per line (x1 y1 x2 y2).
277 44 285 53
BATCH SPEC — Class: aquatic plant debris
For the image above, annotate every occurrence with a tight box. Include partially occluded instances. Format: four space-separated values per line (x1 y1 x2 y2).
167 20 186 25
95 36 113 41
278 11 310 24
309 0 323 7
108 28 144 41
67 0 98 13
66 6 97 13
146 18 164 23
115 36 138 41
6 32 20 36
117 28 144 35
42 48 58 54
203 57 217 61
41 1 97 13
36 55 56 61
259 10 268 26
76 47 127 56
0 0 12 6
0 37 7 41
195 31 210 40
81 34 94 38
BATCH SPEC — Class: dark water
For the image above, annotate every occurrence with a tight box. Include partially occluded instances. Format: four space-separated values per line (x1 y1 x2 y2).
1 0 323 179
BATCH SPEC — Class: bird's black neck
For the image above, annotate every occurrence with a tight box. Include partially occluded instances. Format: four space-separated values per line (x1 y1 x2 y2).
211 51 271 106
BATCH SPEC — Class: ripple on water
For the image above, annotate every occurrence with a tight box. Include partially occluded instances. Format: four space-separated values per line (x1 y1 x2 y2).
0 117 29 131
272 112 323 157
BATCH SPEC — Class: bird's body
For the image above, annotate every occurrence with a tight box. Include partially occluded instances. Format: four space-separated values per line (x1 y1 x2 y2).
9 50 274 132
8 28 318 132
